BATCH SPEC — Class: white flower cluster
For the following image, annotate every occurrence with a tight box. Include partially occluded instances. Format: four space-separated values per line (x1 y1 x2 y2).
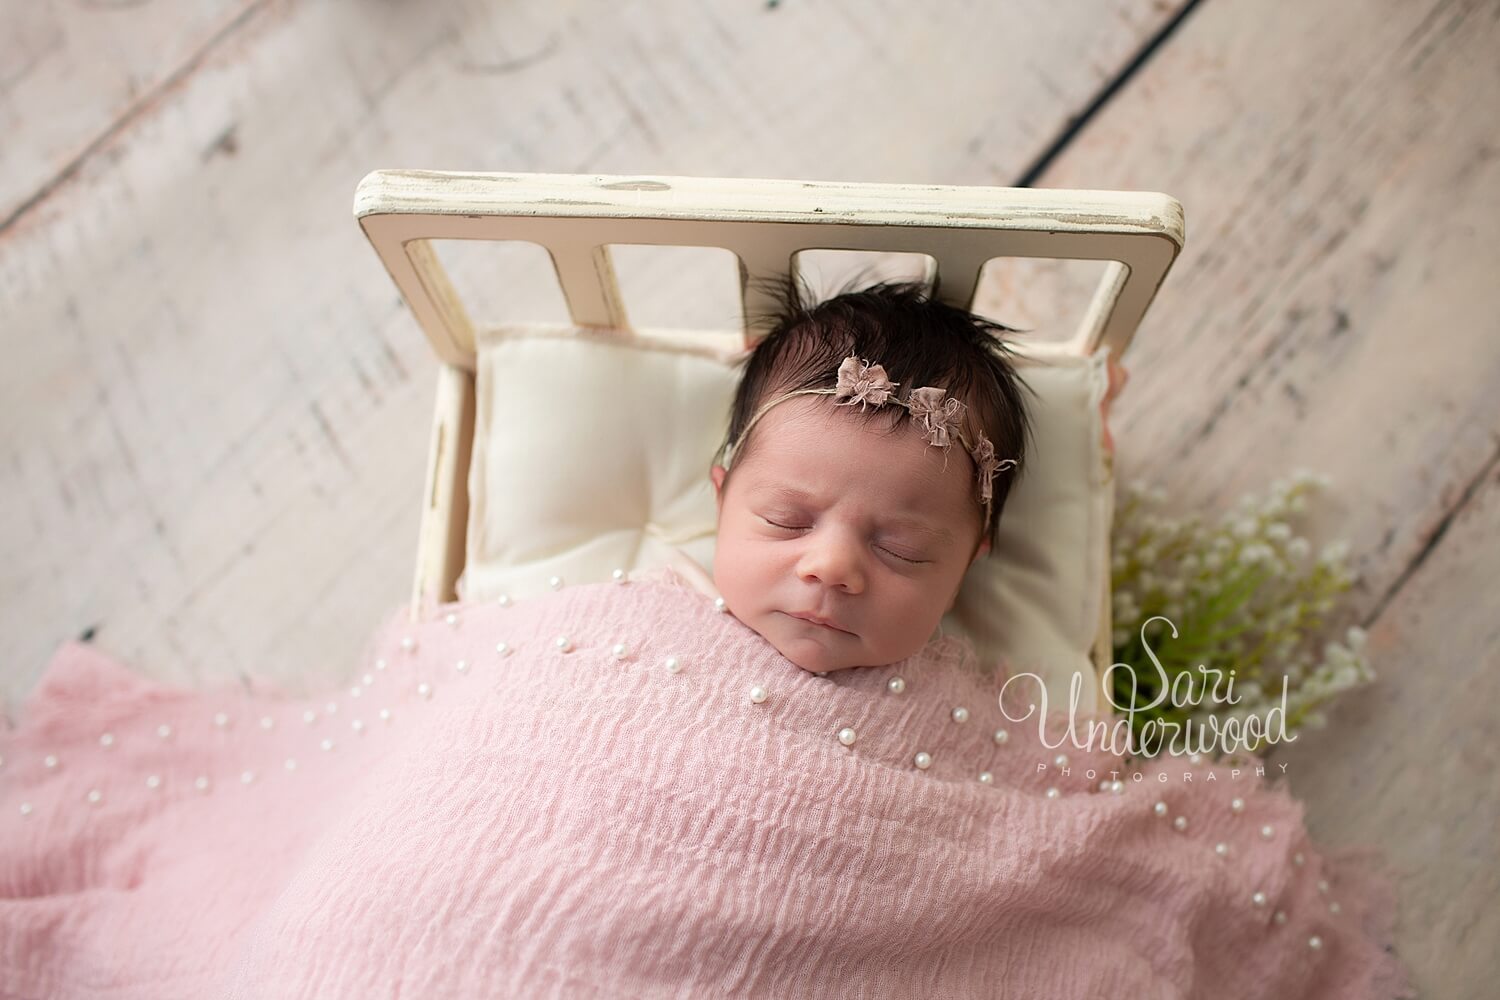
1109 469 1374 755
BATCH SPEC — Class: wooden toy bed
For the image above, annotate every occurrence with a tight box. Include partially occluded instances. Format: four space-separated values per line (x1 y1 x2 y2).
353 171 1184 716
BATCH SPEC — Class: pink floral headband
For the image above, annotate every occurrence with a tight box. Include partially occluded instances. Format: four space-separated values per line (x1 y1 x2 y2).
721 355 1019 524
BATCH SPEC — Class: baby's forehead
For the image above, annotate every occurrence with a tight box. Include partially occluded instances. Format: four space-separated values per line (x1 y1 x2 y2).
744 398 973 510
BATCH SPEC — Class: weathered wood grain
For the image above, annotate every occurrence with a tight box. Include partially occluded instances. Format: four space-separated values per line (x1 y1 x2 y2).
1270 460 1500 1000
0 0 265 227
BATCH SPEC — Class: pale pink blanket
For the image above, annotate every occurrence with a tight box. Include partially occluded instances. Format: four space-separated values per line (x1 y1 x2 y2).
0 569 1411 998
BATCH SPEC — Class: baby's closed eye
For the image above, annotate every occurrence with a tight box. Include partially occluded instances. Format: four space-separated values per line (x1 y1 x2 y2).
758 515 930 564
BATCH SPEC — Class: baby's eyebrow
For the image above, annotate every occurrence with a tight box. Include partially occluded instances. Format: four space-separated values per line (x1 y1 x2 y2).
752 484 954 542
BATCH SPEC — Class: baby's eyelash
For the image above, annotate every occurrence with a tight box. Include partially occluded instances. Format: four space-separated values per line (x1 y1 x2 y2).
759 517 927 565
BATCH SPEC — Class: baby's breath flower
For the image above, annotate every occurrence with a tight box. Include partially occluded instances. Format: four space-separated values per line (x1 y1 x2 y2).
1319 540 1351 564
1109 476 1373 758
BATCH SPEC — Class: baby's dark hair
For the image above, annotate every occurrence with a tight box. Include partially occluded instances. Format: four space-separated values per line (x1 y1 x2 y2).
715 276 1036 557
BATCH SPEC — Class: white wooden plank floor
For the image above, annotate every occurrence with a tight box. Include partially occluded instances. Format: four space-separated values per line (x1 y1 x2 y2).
2 0 1495 993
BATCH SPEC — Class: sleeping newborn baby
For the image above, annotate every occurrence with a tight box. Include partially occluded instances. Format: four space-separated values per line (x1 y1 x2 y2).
708 279 1045 675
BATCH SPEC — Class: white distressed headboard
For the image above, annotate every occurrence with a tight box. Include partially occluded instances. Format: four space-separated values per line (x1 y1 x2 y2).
354 171 1183 362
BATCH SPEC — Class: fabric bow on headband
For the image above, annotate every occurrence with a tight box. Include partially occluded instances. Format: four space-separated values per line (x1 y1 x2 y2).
723 354 1020 518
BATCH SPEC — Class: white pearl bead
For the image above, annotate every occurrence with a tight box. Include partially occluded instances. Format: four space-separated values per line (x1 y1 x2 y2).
19 802 33 817
214 712 230 728
303 709 318 724
1215 842 1230 858
87 789 102 804
814 671 828 678
1098 779 1111 792
611 643 628 661
195 776 210 792
664 656 681 674
612 568 627 583
454 659 468 673
321 739 335 752
417 683 432 699
1317 879 1329 894
1260 824 1274 839
1273 910 1287 925
145 775 161 789
992 728 1008 745
378 708 391 722
835 727 857 747
444 613 458 628
1230 797 1245 814
1252 891 1267 907
887 676 907 694
1110 781 1124 794
1154 801 1168 817
496 642 511 657
497 594 511 607
749 685 769 704
979 771 994 785
400 636 416 653
240 770 255 784
362 674 374 687
100 733 115 748
1308 935 1322 950
157 724 173 740
350 686 363 697
285 758 298 771
260 716 275 730
1173 816 1188 832
714 597 727 613
351 719 365 734
375 658 388 671
1044 786 1059 799
951 706 969 724
914 752 933 770
1293 852 1305 866
1188 752 1203 765
1053 753 1068 768
44 754 59 769
1329 901 1341 914
549 575 564 590
555 636 573 653
325 701 338 714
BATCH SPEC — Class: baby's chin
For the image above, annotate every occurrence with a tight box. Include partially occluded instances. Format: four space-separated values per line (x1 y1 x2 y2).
762 620 907 674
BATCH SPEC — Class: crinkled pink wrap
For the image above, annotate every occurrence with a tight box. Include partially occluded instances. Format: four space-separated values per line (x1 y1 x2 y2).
0 569 1411 998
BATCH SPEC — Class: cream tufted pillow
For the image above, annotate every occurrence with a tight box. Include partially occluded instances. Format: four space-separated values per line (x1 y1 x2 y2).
460 322 1113 713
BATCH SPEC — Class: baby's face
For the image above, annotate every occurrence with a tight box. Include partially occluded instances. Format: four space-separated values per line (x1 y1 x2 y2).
711 394 991 673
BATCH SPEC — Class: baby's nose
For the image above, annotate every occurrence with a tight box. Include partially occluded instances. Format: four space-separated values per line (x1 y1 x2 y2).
797 541 865 593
